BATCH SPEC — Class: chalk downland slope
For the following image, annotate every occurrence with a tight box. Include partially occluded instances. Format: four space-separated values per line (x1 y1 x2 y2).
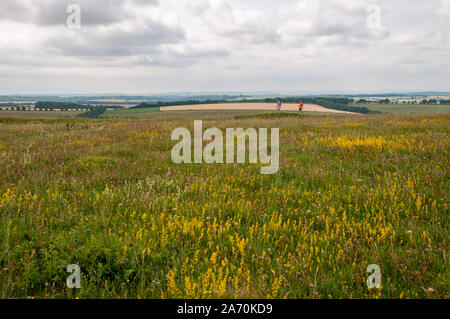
160 103 356 114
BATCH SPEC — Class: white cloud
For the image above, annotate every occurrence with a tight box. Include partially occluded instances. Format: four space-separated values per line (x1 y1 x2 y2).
437 0 450 17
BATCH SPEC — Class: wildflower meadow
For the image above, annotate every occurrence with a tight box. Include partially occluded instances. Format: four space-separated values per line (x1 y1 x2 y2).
0 112 448 299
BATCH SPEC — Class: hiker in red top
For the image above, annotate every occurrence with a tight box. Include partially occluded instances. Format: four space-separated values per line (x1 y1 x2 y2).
298 100 304 113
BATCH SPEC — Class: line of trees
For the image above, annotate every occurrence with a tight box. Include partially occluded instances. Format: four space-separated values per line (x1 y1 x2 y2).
355 99 390 104
0 103 34 107
0 105 33 110
35 101 91 110
355 98 450 105
311 98 379 114
421 99 438 104
35 101 123 110
133 100 228 109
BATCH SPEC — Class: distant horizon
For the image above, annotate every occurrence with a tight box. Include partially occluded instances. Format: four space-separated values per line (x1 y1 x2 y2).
1 90 450 98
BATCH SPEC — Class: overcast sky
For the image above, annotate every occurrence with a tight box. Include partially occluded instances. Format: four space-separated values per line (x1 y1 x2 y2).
0 0 449 95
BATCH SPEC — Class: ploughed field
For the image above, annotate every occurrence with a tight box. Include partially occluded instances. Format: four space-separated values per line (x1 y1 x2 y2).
0 112 448 299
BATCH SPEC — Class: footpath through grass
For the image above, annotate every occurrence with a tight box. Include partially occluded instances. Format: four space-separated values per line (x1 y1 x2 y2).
0 113 448 299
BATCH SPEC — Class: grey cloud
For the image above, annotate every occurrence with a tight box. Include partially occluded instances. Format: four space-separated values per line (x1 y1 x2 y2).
219 27 281 44
282 1 390 44
46 21 185 57
190 0 281 45
0 0 32 22
0 0 159 26
36 0 131 26
187 0 212 15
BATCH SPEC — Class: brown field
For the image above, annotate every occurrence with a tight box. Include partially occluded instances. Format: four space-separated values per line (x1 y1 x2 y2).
160 103 355 114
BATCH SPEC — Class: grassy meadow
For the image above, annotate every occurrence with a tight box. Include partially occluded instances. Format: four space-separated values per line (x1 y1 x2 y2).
354 103 450 114
104 107 161 116
103 108 274 120
0 111 83 119
0 112 448 299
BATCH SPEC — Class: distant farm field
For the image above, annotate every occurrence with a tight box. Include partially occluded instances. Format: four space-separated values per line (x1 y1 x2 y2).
159 103 355 114
103 102 354 120
355 103 450 114
0 112 448 299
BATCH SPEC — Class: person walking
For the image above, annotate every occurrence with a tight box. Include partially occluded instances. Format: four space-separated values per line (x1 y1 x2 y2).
276 98 281 112
298 100 304 113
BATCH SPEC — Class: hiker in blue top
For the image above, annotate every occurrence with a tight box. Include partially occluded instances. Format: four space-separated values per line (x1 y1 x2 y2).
276 98 281 112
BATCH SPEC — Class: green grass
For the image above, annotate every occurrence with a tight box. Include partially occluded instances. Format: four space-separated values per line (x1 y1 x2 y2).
354 104 450 114
0 112 448 299
0 111 83 119
105 107 161 115
103 109 275 120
